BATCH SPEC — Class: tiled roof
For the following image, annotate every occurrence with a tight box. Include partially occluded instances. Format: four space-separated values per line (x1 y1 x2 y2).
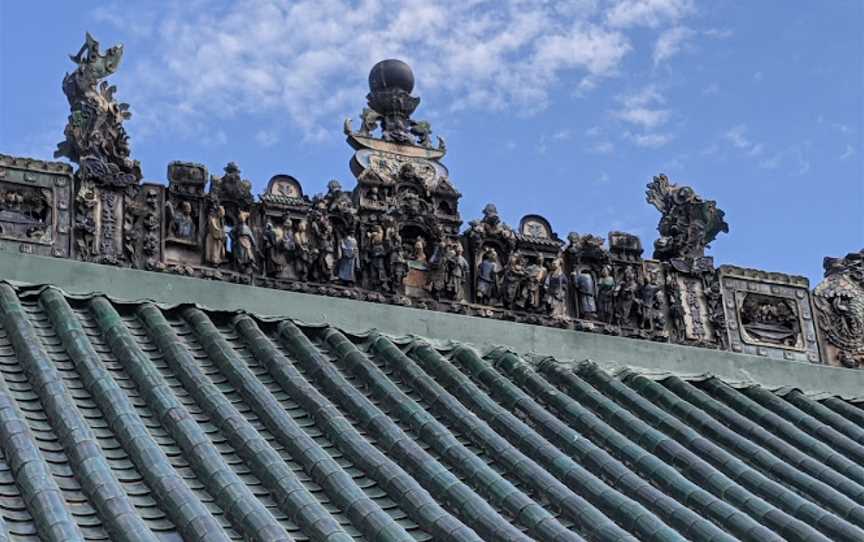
0 283 863 541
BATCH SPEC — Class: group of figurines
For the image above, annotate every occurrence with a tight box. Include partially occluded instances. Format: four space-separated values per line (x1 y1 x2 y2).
174 181 670 335
474 248 667 331
186 194 472 301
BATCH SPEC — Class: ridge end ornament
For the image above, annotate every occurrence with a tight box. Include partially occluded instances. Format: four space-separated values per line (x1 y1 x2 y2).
55 33 141 188
813 250 864 368
646 173 728 262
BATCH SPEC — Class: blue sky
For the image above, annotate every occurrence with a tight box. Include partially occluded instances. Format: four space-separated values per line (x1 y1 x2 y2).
1 0 861 284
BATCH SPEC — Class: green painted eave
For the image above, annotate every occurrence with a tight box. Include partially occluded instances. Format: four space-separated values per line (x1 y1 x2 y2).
1 250 861 399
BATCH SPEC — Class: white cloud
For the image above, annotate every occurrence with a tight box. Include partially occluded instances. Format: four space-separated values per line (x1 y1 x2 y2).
613 85 672 147
724 125 749 148
723 124 763 156
620 85 666 108
606 0 695 28
703 28 733 39
759 152 782 170
653 26 696 65
758 144 812 174
589 140 615 154
702 83 720 96
613 85 669 129
753 71 764 82
840 144 856 160
255 129 280 147
626 131 672 148
615 107 670 129
95 0 646 140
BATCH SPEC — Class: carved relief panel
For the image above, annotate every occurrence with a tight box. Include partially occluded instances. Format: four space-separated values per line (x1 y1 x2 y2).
719 266 821 362
124 184 164 269
640 260 671 337
164 161 208 266
0 155 72 258
668 273 712 343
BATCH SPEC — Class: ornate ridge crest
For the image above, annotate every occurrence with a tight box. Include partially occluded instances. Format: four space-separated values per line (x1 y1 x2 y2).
0 34 859 368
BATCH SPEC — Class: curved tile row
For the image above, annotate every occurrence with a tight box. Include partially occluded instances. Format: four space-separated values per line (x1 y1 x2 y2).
0 363 84 540
0 288 156 542
0 284 863 541
234 316 475 541
215 320 426 540
369 335 664 541
61 297 233 541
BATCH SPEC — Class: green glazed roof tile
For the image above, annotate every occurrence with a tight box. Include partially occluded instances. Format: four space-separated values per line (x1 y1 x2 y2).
0 282 861 540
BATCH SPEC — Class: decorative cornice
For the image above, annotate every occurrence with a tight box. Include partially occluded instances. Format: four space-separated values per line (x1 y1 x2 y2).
0 153 73 174
719 265 810 288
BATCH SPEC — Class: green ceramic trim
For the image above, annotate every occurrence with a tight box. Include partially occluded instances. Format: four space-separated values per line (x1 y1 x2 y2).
321 328 581 542
424 343 738 542
783 390 864 445
743 384 864 465
0 330 82 541
665 376 864 499
0 254 862 542
566 365 840 542
696 377 864 487
492 351 781 542
822 396 864 433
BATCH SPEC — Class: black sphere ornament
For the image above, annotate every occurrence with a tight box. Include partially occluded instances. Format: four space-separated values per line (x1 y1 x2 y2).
368 59 415 94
